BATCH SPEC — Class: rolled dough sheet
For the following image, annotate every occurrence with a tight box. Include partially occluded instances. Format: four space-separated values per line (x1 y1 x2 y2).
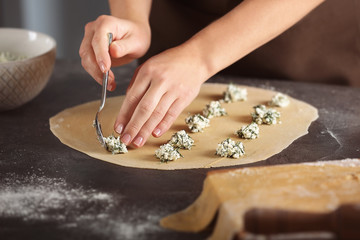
49 83 318 170
160 159 360 240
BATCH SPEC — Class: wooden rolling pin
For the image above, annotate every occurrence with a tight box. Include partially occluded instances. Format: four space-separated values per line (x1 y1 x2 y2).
235 204 360 240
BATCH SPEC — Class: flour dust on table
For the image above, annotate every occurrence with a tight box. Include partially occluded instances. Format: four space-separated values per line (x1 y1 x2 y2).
0 173 163 240
0 173 115 222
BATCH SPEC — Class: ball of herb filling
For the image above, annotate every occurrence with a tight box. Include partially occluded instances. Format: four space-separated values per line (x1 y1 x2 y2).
202 100 227 119
236 122 259 139
252 105 281 125
169 130 194 150
223 83 247 103
155 143 183 163
185 114 210 133
103 135 128 154
216 138 245 158
269 93 290 107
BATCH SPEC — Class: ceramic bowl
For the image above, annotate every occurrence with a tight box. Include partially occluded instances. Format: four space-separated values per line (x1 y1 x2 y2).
0 28 56 111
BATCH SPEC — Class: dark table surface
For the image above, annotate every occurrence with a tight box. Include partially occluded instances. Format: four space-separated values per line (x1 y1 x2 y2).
1 60 359 240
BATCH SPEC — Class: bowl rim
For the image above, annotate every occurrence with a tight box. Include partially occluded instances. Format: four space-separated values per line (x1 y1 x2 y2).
0 27 57 64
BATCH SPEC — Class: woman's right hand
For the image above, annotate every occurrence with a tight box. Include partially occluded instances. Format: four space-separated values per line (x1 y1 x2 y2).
79 15 151 91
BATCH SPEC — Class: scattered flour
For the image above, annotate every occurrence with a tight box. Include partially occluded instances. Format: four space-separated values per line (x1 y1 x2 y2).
303 158 360 167
0 173 115 222
0 173 163 240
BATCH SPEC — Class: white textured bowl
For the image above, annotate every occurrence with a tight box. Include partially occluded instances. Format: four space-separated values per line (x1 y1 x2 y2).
0 28 56 111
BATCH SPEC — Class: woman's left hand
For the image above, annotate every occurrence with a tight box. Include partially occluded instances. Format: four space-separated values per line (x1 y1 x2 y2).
114 44 209 147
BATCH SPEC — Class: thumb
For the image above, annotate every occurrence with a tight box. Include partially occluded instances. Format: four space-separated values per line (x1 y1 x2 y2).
92 18 131 73
109 38 136 59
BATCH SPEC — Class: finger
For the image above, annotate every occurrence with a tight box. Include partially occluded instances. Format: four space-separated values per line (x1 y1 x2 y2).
120 83 164 145
79 23 104 84
108 70 116 91
111 55 135 67
132 92 176 147
92 17 130 73
152 98 186 138
79 21 95 60
81 50 116 91
113 70 150 135
79 18 119 92
92 30 113 73
80 48 102 84
110 37 138 59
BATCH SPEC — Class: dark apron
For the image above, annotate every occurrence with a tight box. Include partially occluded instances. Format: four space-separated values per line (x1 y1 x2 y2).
141 0 360 86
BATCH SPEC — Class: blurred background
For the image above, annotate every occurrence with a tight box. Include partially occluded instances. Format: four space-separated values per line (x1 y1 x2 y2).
0 0 110 59
1 0 358 87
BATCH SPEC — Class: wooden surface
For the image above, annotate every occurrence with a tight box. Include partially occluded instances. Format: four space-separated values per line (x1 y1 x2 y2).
242 203 360 238
0 60 359 240
161 159 360 240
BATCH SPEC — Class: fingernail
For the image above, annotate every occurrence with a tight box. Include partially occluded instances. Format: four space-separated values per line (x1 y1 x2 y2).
121 133 131 145
133 136 143 147
153 128 161 137
115 124 123 134
99 61 106 73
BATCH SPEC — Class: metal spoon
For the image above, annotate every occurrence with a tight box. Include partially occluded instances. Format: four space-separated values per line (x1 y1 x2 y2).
94 32 113 147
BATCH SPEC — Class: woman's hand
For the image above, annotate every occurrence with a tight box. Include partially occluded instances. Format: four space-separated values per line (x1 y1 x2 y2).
79 15 151 91
114 45 209 147
80 0 324 148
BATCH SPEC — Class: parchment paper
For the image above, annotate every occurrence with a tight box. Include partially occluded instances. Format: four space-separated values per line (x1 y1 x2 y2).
50 83 318 170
